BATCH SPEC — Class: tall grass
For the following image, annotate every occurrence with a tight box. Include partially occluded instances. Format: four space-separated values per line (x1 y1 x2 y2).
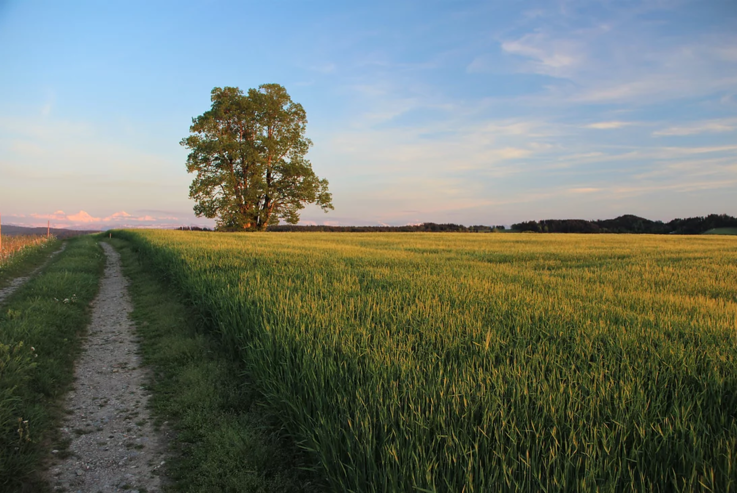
109 237 322 492
0 235 51 268
119 231 737 492
0 236 103 490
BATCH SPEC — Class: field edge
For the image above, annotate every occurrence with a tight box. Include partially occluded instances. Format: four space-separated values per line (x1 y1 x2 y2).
0 236 105 492
107 236 323 492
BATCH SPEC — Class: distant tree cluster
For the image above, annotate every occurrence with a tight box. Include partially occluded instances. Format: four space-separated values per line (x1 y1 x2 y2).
268 222 507 233
175 226 213 232
511 214 737 234
172 214 736 235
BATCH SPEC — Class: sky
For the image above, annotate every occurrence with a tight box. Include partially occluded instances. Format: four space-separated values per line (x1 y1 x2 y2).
0 0 736 229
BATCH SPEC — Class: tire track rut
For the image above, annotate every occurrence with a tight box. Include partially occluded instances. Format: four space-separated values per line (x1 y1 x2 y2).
47 242 168 492
0 242 66 305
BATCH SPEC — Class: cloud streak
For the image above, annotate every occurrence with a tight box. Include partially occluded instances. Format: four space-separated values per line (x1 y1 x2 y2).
496 10 737 105
653 119 737 136
13 210 206 230
586 121 637 130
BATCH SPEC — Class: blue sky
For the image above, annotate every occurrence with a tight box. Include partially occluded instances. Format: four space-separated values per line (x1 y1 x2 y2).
1 0 735 229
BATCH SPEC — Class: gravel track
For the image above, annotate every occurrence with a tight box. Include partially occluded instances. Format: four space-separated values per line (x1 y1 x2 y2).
46 242 168 493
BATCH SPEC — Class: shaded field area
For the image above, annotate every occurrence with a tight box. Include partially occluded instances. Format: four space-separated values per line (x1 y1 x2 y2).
704 227 737 235
118 231 737 492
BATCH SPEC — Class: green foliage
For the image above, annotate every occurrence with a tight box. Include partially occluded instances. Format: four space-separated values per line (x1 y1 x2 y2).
182 84 333 231
109 237 320 492
118 231 737 492
0 237 104 490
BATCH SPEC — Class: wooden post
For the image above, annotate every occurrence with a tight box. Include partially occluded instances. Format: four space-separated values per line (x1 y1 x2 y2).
0 213 3 252
47 220 50 238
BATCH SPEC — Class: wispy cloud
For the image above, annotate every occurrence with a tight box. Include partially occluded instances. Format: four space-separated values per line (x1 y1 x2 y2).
497 15 737 105
586 121 637 129
500 31 586 78
612 179 737 196
653 119 737 136
568 187 601 194
15 210 201 230
658 145 737 156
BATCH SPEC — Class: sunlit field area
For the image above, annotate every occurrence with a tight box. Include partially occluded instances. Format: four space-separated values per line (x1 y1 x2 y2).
119 231 737 492
0 235 51 268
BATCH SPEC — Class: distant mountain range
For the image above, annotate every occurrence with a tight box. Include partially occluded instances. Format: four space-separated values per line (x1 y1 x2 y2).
0 224 97 239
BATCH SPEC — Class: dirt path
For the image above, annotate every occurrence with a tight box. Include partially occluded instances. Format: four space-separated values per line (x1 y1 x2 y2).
0 242 66 304
46 242 168 493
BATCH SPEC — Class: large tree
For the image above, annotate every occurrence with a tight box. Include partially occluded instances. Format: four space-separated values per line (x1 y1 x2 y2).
182 84 333 230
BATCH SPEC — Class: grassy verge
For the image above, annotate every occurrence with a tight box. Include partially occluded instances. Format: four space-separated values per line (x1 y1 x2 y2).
704 227 737 235
0 236 104 491
0 239 62 290
108 236 320 492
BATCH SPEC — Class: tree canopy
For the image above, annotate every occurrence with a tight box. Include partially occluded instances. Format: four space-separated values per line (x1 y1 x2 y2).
182 84 333 230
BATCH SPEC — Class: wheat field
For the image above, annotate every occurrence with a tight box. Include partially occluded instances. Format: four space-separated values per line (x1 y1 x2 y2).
0 235 51 267
119 230 737 492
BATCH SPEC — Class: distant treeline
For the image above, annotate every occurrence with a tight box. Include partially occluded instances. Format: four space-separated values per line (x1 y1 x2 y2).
176 214 736 234
176 226 213 232
267 223 506 233
511 214 737 234
1 224 95 238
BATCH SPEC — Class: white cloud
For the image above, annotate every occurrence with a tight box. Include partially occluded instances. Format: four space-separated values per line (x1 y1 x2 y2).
67 210 99 223
613 179 737 196
107 211 132 219
586 121 636 129
497 15 737 105
501 32 585 78
659 145 737 156
568 187 601 194
653 119 737 136
15 209 209 230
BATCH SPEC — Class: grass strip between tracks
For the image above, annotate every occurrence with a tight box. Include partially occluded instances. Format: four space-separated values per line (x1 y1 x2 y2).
108 236 320 492
0 236 104 491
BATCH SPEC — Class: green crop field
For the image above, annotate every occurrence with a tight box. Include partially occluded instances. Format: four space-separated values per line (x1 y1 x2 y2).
119 230 737 492
704 227 737 235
